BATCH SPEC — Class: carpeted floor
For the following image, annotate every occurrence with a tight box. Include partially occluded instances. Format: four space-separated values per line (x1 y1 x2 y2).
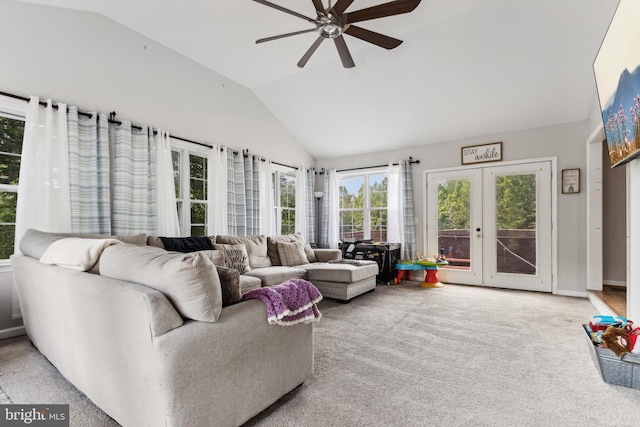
2 282 640 426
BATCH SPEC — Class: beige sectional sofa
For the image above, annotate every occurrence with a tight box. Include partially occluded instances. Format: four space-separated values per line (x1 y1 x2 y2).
11 229 378 426
12 229 315 427
148 232 379 303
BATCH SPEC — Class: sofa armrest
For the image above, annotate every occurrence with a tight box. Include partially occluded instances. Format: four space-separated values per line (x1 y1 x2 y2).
313 249 342 262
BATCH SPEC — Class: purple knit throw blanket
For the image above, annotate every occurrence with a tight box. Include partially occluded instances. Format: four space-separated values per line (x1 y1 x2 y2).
242 279 322 326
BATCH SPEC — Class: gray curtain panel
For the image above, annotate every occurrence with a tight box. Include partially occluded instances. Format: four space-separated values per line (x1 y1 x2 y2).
306 168 316 245
320 171 330 248
400 160 416 260
226 151 238 235
227 151 261 236
244 155 260 236
67 106 111 234
111 121 156 235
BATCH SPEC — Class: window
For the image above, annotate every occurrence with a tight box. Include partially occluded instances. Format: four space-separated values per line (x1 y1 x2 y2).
0 103 25 260
172 143 209 236
338 171 388 242
273 168 296 235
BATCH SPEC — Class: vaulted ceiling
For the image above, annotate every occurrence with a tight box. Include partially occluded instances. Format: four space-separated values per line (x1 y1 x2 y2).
14 0 620 159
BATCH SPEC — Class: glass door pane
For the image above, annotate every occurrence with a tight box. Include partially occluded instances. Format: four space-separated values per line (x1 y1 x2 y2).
495 173 537 275
482 162 552 292
437 177 471 269
427 169 482 286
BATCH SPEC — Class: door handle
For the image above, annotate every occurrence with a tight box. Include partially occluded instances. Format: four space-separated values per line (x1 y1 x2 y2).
476 227 481 238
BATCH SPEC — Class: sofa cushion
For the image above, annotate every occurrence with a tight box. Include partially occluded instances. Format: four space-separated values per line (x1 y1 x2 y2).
19 228 147 260
277 241 309 266
100 244 223 322
197 249 225 267
303 261 379 283
239 275 262 294
243 266 307 287
215 235 271 268
214 243 251 273
214 266 242 307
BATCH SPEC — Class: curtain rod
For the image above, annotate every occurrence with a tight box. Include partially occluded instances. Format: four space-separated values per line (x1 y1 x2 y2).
0 90 213 149
1 89 298 169
0 90 94 118
334 158 420 173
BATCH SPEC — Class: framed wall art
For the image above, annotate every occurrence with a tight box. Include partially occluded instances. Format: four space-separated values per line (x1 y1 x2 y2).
461 142 502 165
562 169 580 194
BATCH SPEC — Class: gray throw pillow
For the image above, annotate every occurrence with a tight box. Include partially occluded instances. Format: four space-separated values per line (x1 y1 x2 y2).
277 241 309 266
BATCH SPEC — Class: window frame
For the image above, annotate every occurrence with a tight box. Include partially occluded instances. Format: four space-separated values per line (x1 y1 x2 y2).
338 168 388 242
0 95 27 265
171 140 210 237
272 165 296 235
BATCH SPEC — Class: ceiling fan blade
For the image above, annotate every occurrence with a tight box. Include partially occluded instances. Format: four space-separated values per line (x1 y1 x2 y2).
311 0 325 14
346 0 421 24
334 35 355 68
257 28 317 44
298 36 325 68
344 25 402 49
253 0 316 23
332 0 356 16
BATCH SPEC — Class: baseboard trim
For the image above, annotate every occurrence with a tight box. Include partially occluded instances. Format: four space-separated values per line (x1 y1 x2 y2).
587 292 616 316
555 290 588 298
0 325 26 340
603 280 627 287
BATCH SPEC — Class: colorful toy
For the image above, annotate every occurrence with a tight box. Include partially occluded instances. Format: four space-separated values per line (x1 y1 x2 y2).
601 321 640 358
394 256 448 288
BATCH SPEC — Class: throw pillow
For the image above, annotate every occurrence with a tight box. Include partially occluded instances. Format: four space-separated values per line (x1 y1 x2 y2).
215 235 271 268
158 236 215 252
213 243 251 273
267 234 298 265
277 241 309 266
294 232 318 263
215 266 242 307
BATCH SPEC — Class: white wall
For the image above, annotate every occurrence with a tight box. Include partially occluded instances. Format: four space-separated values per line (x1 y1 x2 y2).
0 0 313 167
0 0 315 337
317 121 589 295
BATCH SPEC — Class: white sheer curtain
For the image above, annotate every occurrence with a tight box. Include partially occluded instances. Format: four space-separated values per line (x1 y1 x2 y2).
328 169 340 249
208 146 228 236
259 159 275 235
295 166 307 237
387 163 402 249
387 161 416 260
155 129 180 236
14 97 72 252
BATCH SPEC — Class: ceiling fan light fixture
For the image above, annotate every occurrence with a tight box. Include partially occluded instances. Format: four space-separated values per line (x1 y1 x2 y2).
320 22 342 38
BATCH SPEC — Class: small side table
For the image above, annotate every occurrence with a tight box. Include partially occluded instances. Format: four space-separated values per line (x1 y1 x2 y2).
395 259 448 288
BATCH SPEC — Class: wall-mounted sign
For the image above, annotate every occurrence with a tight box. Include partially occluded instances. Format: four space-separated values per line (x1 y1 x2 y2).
461 142 502 165
562 168 580 194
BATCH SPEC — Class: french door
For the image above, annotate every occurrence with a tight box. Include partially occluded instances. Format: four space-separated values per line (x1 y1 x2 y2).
426 161 552 292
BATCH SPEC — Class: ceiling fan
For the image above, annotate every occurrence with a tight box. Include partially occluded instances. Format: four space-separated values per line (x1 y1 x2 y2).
253 0 422 68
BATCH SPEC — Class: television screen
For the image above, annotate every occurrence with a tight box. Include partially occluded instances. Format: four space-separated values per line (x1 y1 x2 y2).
593 0 640 168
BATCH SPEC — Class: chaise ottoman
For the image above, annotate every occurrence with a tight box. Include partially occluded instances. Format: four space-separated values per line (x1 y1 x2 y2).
302 261 379 302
